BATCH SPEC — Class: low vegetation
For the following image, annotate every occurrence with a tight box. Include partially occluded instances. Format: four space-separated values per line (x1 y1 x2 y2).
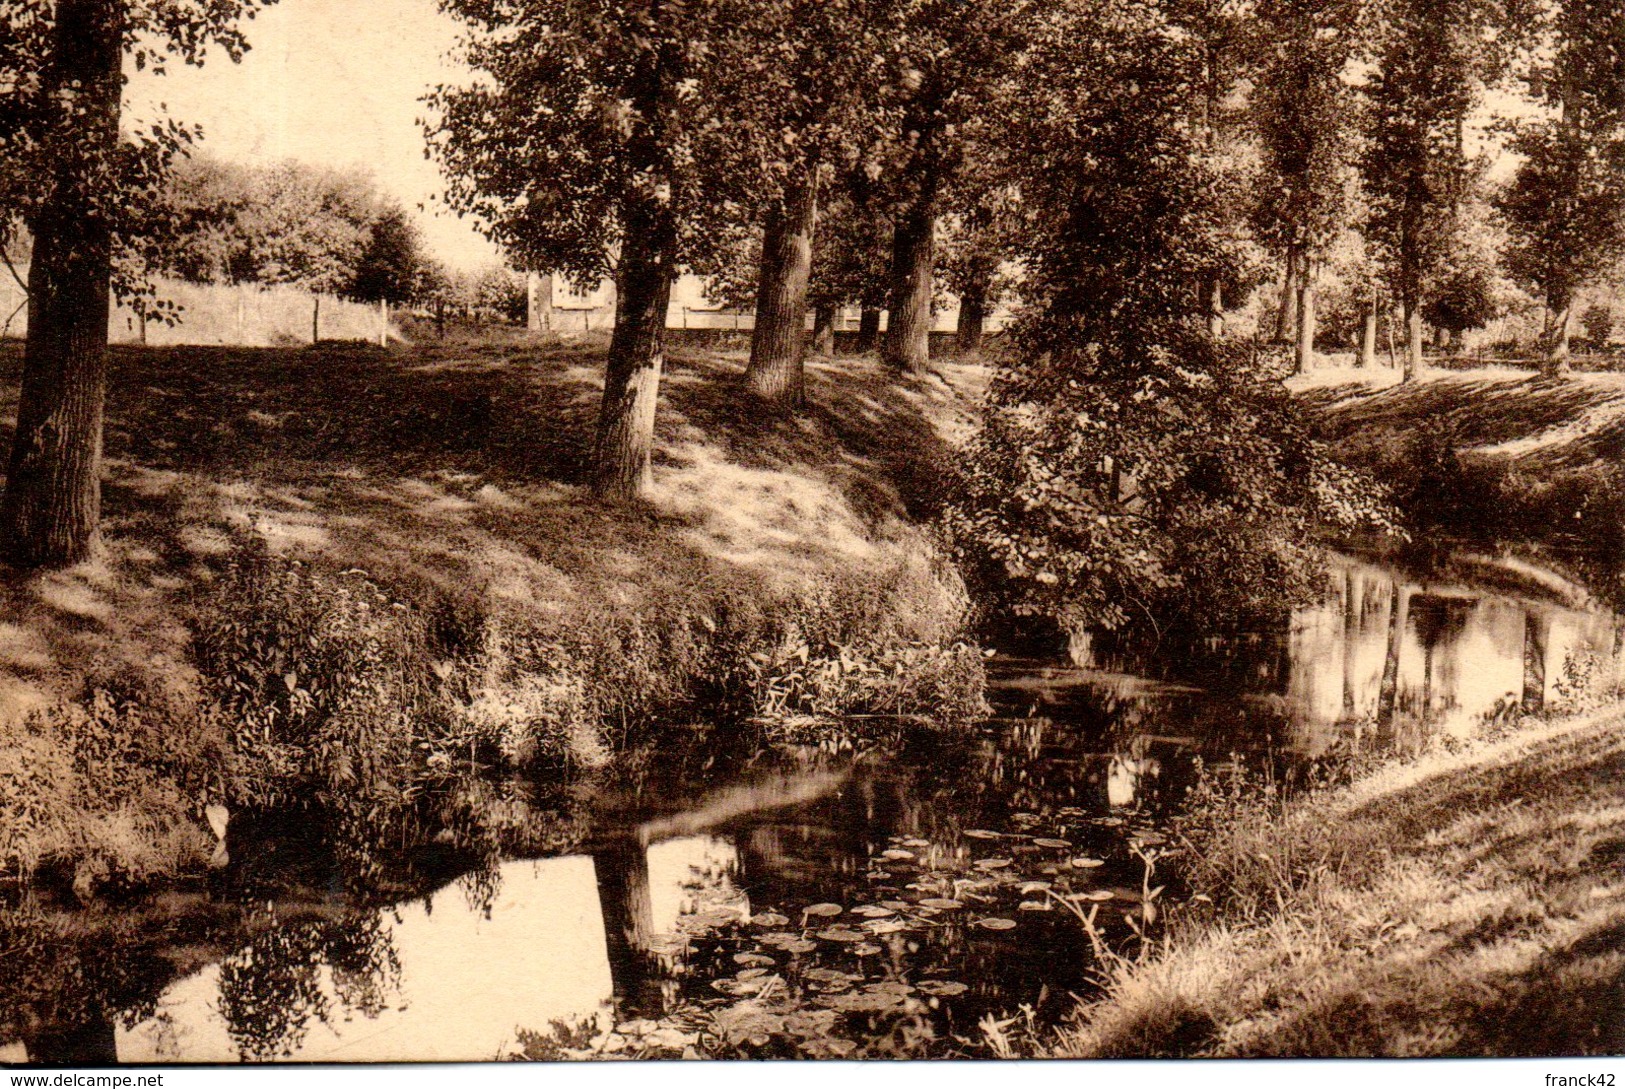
0 337 987 896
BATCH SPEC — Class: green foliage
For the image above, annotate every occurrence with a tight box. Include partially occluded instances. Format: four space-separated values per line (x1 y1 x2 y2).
0 679 217 894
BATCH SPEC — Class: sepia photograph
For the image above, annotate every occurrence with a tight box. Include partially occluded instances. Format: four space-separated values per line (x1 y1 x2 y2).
0 0 1623 1073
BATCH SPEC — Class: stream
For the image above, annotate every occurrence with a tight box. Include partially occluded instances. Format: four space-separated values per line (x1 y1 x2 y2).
4 553 1621 1062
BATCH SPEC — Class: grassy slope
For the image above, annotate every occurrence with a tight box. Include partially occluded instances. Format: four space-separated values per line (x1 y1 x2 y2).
0 333 984 726
1051 707 1625 1057
1294 364 1625 473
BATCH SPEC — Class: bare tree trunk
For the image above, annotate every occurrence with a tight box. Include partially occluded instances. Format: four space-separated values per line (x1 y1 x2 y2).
1275 245 1301 343
1359 289 1378 369
594 224 672 500
956 276 988 361
312 294 320 345
1207 274 1224 341
379 298 389 348
746 170 818 408
1403 298 1423 383
811 303 835 358
883 183 936 374
856 307 881 353
1295 260 1317 374
526 271 555 333
1545 289 1573 378
1 0 124 569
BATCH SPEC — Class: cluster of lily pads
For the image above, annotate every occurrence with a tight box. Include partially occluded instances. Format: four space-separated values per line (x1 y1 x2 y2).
541 808 1174 1059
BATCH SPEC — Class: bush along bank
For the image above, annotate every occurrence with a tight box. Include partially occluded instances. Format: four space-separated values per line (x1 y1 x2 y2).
1 531 987 902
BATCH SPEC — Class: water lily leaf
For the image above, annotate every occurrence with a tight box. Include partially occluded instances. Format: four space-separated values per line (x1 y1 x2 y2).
786 1009 839 1037
853 942 882 956
734 952 776 967
964 829 1001 840
817 989 908 1013
881 899 914 912
977 917 1018 931
901 837 931 848
866 919 908 935
868 981 914 996
918 898 964 910
917 980 968 997
781 939 817 954
816 926 867 942
974 858 1012 871
1020 881 1053 894
851 904 895 918
1073 890 1114 902
1018 900 1052 912
800 1037 858 1058
803 903 844 917
736 967 771 981
757 931 800 947
1032 838 1072 849
1071 857 1105 869
712 1001 785 1046
881 849 916 861
712 977 765 996
751 913 790 927
804 967 860 983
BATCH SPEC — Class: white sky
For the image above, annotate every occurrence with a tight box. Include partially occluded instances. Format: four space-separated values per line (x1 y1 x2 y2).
126 0 502 272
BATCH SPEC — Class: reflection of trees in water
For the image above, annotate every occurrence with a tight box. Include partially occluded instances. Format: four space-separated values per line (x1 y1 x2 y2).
215 912 401 1061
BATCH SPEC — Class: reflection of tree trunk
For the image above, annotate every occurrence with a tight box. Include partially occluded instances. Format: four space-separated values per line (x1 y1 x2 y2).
25 1009 118 1065
1377 583 1410 736
1522 610 1550 713
1341 569 1360 719
592 838 659 1012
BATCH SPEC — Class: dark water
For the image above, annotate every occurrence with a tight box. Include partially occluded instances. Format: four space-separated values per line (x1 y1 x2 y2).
4 554 1621 1063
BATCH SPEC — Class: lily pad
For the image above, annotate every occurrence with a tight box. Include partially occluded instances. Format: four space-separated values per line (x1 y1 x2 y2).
1071 857 1106 869
974 858 1012 871
918 897 964 911
804 967 860 983
901 837 931 848
734 952 776 967
1033 838 1073 849
977 917 1018 931
1073 890 1114 902
803 902 844 917
964 829 1002 840
881 849 916 861
851 904 896 918
1020 881 1053 894
751 913 790 927
780 939 817 954
816 926 867 943
866 919 908 935
916 980 968 997
712 1001 785 1047
853 942 882 956
736 967 771 981
1018 900 1052 912
881 900 914 912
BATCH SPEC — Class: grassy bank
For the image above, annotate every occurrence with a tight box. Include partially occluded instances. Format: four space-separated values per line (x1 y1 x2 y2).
1296 364 1625 602
1044 701 1625 1057
0 336 988 896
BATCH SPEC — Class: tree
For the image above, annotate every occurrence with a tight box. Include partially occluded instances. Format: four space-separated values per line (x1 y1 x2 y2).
946 0 1391 637
717 0 895 407
1359 0 1520 382
1251 0 1361 373
0 0 273 568
1498 0 1625 375
432 0 743 500
879 0 1035 374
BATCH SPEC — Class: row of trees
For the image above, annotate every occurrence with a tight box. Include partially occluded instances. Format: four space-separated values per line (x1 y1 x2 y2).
427 0 1625 509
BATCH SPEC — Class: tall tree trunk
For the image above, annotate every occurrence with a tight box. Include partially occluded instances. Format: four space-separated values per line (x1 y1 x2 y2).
526 271 554 333
378 298 389 348
856 307 881 353
1 0 124 569
1545 288 1573 378
594 211 673 501
312 294 320 345
884 180 937 374
1359 288 1378 369
1275 245 1301 343
956 275 989 360
1206 273 1224 341
746 170 818 407
1403 297 1423 383
1295 259 1317 374
811 303 835 358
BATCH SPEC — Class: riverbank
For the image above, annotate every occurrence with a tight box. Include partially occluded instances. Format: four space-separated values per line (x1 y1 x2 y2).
1295 364 1625 603
1045 700 1625 1057
0 337 988 897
